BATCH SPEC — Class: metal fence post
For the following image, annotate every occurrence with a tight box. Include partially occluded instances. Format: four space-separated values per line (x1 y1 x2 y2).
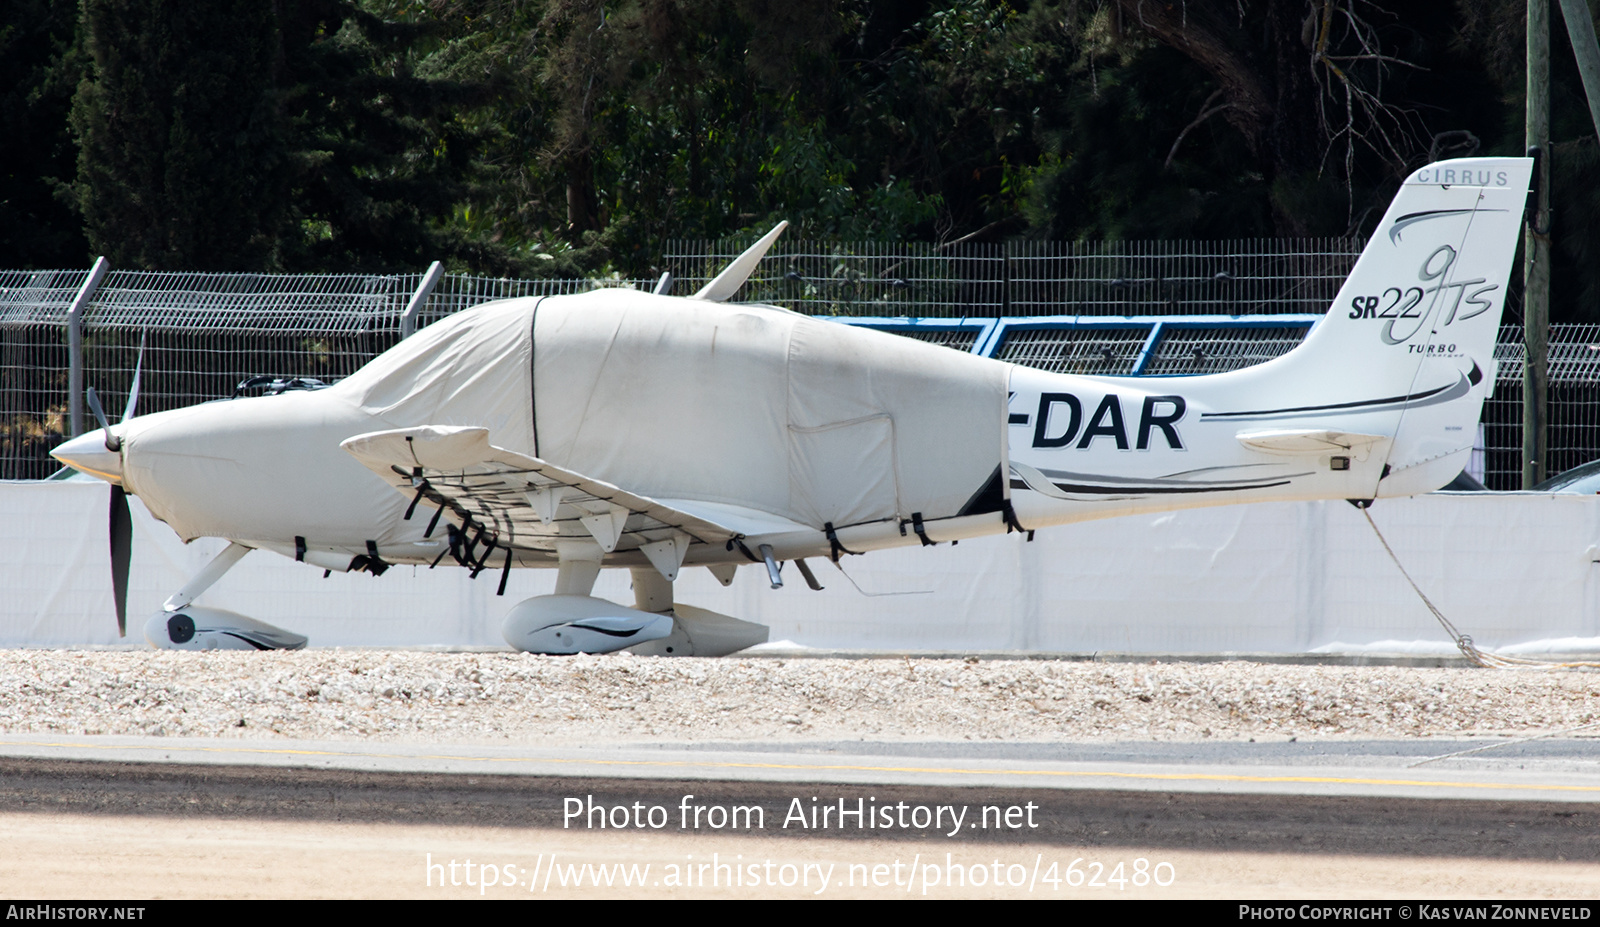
66 256 109 437
400 261 445 338
1002 241 1012 317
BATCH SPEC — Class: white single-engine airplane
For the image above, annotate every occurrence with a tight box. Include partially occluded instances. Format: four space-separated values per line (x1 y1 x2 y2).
52 157 1532 655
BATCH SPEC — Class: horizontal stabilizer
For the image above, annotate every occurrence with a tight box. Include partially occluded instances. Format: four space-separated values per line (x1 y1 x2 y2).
1236 429 1387 457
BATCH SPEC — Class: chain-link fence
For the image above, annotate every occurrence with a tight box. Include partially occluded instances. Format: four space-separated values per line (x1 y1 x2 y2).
4 248 1597 490
1482 325 1600 490
0 268 654 479
0 270 83 481
663 240 1005 316
415 274 650 331
79 271 421 424
663 238 1362 317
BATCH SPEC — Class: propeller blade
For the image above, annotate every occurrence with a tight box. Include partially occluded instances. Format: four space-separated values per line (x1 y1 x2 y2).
110 484 132 637
122 332 145 422
85 387 119 452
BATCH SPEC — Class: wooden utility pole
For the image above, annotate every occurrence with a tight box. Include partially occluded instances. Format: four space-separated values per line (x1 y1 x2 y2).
1524 0 1552 488
1557 0 1600 138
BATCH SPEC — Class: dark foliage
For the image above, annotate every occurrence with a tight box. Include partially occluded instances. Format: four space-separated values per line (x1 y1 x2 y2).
71 0 287 270
0 0 1593 322
0 0 89 266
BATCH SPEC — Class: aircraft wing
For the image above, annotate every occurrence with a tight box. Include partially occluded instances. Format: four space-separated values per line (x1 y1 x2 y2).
341 426 738 579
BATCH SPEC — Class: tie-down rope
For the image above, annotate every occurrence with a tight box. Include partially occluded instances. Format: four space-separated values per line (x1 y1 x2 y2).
1361 506 1600 670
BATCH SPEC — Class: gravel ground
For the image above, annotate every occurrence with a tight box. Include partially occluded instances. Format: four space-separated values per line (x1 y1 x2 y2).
3 651 1600 744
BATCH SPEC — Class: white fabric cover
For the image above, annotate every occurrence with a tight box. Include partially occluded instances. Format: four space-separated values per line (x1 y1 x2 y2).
120 290 1004 552
335 297 540 455
532 290 1008 529
123 298 540 545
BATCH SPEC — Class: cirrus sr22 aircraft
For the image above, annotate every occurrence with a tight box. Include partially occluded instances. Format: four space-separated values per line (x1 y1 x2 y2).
51 157 1532 656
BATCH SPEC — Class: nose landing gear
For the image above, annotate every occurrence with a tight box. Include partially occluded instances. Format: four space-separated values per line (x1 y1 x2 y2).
143 542 307 650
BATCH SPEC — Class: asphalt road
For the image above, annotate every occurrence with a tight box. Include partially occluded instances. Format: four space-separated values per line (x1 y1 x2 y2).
2 735 1597 898
0 749 1597 858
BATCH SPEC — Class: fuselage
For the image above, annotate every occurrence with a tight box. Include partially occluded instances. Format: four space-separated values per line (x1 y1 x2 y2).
57 288 1466 575
51 156 1532 577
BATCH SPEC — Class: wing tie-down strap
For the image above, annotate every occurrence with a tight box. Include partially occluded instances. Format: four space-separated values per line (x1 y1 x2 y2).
459 524 481 567
727 538 762 563
403 479 429 520
471 535 497 579
824 522 861 563
349 539 389 576
439 523 466 568
498 549 513 596
430 531 453 569
1002 500 1026 534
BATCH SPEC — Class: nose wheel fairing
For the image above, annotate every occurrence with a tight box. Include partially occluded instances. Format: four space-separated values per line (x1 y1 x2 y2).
144 606 308 651
141 542 309 651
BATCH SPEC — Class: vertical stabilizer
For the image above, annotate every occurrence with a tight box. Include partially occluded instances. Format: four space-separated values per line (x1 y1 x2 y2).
1374 160 1531 493
1212 158 1531 496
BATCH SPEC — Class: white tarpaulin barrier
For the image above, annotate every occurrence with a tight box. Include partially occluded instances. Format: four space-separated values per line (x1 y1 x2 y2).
4 480 1597 653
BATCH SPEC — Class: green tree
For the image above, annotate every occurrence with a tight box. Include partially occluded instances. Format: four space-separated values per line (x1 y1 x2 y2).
825 0 1051 242
68 0 512 274
0 0 88 267
1014 0 1509 239
275 0 504 273
71 0 288 270
429 0 944 274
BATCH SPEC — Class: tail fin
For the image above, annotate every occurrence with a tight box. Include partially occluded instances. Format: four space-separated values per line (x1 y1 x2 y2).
1219 157 1531 496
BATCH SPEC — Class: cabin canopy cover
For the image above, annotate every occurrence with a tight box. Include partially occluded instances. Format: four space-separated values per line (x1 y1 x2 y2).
342 290 1009 531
